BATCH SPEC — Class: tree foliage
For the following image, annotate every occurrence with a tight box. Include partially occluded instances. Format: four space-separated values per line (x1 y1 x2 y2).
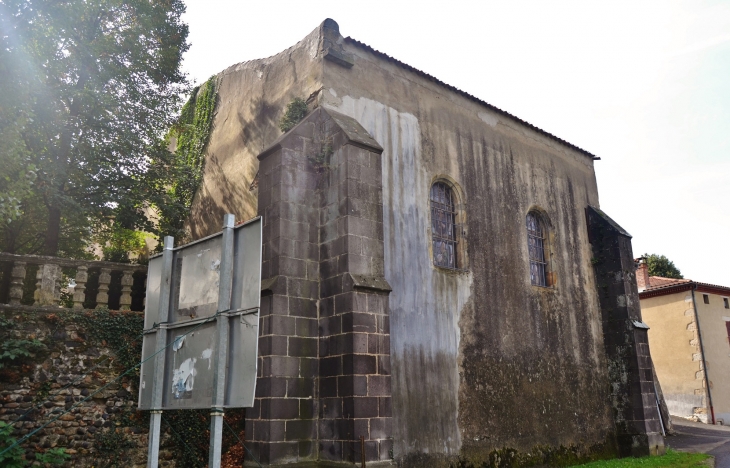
643 253 683 279
0 0 190 256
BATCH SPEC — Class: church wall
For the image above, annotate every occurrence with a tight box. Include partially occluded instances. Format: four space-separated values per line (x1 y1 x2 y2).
321 37 616 464
186 27 324 239
185 19 633 466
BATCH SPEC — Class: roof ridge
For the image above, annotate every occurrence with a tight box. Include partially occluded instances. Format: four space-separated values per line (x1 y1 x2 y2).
343 36 598 160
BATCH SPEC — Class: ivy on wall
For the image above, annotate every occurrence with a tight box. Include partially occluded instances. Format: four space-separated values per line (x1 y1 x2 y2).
154 77 218 245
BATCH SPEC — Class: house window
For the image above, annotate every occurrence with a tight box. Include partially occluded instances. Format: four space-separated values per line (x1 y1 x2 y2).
526 212 548 287
703 294 709 304
724 298 729 309
430 182 458 269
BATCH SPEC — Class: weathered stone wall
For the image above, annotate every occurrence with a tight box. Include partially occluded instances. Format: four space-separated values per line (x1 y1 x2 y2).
186 24 324 239
246 107 394 466
187 18 666 467
585 207 664 456
0 306 168 467
321 25 616 466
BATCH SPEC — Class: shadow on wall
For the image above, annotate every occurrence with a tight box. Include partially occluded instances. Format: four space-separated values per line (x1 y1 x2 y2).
188 97 280 239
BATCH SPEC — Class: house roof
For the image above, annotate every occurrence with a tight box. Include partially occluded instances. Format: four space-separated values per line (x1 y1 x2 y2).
639 276 730 299
646 276 691 288
343 37 599 161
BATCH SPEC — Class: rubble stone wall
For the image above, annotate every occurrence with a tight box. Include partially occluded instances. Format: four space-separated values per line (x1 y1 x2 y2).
0 306 172 467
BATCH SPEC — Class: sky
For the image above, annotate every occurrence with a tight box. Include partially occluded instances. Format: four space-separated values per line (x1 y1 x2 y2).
181 0 730 286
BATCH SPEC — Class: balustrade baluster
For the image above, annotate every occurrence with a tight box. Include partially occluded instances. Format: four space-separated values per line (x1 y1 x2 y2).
73 266 88 310
33 268 41 305
120 269 134 310
8 261 26 305
52 267 61 306
1 253 147 310
96 268 111 308
39 264 60 306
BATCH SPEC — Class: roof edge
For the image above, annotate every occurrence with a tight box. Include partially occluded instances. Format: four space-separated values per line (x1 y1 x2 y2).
639 280 730 299
639 283 693 299
343 36 599 160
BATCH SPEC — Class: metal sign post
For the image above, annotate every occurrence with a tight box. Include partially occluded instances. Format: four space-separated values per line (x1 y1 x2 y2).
208 214 235 468
146 236 174 468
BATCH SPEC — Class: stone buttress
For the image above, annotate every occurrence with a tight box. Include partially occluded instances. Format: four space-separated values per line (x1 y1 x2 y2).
586 206 665 457
246 107 394 466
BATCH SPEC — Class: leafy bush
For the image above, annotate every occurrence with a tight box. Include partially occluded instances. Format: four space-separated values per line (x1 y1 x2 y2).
279 98 308 132
0 338 45 369
0 317 46 369
0 422 23 468
35 447 70 465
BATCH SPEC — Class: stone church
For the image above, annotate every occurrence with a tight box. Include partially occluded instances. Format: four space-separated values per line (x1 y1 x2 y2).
187 19 664 467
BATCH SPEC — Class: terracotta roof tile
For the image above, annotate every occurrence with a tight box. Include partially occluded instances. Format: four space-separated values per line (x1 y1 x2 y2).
645 276 691 290
639 276 730 299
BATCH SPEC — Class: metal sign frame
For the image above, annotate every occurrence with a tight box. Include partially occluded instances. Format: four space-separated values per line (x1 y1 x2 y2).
139 215 262 468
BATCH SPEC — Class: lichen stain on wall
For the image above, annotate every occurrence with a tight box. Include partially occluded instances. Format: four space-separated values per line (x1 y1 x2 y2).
450 126 613 458
327 85 614 463
328 95 474 457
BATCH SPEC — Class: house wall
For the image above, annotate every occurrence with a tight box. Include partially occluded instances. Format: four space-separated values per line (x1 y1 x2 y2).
320 31 615 464
641 292 709 422
695 292 730 424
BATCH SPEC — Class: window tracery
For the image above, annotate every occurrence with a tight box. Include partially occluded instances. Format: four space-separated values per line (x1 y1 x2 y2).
430 182 458 269
527 212 548 287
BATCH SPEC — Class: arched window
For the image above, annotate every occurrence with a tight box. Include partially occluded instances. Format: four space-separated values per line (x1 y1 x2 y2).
431 182 458 269
526 212 548 286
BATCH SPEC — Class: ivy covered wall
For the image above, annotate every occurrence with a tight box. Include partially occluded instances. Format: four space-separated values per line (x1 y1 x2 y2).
155 77 218 245
0 307 245 467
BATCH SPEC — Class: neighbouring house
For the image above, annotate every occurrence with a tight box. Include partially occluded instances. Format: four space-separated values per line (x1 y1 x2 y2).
181 18 665 467
638 260 730 426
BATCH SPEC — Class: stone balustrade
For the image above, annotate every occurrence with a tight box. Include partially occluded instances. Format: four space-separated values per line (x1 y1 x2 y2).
0 252 147 311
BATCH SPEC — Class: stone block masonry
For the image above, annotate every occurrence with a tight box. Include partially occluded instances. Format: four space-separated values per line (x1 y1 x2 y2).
586 207 665 457
247 107 394 466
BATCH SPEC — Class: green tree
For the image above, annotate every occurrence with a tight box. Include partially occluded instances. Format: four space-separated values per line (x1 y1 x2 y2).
643 253 683 279
0 0 189 256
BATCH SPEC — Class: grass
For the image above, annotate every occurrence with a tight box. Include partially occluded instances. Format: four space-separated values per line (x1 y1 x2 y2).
573 449 710 468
